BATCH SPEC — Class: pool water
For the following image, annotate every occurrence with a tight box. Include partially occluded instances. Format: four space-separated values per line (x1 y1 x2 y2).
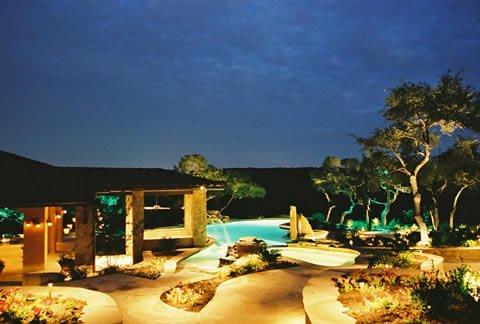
181 218 356 269
182 219 288 269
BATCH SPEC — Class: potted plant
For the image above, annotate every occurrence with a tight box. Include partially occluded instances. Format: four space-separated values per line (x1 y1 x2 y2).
57 254 75 274
0 259 5 274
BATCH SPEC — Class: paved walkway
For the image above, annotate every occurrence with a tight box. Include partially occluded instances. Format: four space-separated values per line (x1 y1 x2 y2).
61 261 358 324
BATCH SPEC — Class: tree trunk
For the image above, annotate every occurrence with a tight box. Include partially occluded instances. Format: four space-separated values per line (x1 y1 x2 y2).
219 194 235 214
326 205 335 223
340 194 355 224
365 199 371 224
323 192 335 223
449 185 468 229
410 175 429 245
381 202 390 228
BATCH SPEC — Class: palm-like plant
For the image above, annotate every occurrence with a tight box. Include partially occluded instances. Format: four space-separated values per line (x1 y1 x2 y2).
257 248 281 267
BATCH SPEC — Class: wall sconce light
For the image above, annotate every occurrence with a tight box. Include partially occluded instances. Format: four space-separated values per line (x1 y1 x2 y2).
71 217 76 223
56 214 62 219
47 221 53 227
35 223 41 228
25 221 33 228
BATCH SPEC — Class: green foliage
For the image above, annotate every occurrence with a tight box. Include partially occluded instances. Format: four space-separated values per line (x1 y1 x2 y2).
345 219 368 231
308 212 326 228
257 248 281 267
431 225 480 247
0 208 24 235
174 154 224 180
333 270 410 293
370 251 417 269
412 266 480 320
95 194 126 255
217 255 268 278
175 154 266 212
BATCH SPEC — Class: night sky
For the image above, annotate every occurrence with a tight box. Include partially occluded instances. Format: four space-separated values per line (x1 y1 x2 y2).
1 1 479 168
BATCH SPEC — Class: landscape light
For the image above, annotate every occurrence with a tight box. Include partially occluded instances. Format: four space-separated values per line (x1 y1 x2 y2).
48 283 53 299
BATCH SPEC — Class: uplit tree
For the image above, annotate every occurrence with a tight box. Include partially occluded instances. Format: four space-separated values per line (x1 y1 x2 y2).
311 156 362 224
361 153 409 227
422 138 480 229
358 72 480 244
174 154 266 214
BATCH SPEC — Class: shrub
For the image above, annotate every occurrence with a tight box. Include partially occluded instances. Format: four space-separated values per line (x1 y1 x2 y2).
162 279 221 312
345 219 368 231
463 239 480 247
154 237 177 253
70 266 89 280
308 213 326 229
57 254 75 269
412 266 480 320
370 251 417 269
98 265 123 276
257 248 281 267
123 258 166 280
431 225 480 247
217 255 267 278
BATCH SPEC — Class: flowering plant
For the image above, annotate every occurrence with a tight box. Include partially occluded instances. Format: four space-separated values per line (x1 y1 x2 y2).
0 288 86 323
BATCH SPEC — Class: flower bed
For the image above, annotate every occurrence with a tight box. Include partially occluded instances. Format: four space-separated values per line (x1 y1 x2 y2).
0 288 86 323
161 251 296 312
333 266 480 323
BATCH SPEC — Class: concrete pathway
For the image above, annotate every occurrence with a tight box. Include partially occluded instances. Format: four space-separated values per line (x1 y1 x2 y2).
61 262 358 324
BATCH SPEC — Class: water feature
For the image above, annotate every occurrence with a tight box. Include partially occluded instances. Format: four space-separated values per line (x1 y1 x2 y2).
182 218 288 269
182 218 357 269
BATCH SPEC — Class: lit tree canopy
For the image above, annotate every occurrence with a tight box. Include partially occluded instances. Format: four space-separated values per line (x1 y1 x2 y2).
311 156 362 223
357 72 480 244
174 154 266 214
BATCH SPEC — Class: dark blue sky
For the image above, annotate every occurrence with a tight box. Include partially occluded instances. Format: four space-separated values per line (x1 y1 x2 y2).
1 1 479 168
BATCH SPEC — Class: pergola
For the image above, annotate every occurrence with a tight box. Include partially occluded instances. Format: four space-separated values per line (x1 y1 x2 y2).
0 150 223 274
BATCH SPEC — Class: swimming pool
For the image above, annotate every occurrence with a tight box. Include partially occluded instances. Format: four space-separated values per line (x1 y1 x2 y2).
181 218 356 269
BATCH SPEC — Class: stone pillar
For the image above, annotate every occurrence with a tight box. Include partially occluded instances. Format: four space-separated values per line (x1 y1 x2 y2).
55 207 63 245
184 188 207 247
47 207 57 254
290 206 298 241
20 207 48 273
126 190 144 264
74 205 95 267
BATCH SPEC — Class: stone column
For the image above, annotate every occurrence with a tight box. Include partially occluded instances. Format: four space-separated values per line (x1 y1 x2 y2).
290 205 298 241
74 205 95 268
55 207 63 245
47 207 57 254
19 207 48 273
125 190 144 264
184 188 207 247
